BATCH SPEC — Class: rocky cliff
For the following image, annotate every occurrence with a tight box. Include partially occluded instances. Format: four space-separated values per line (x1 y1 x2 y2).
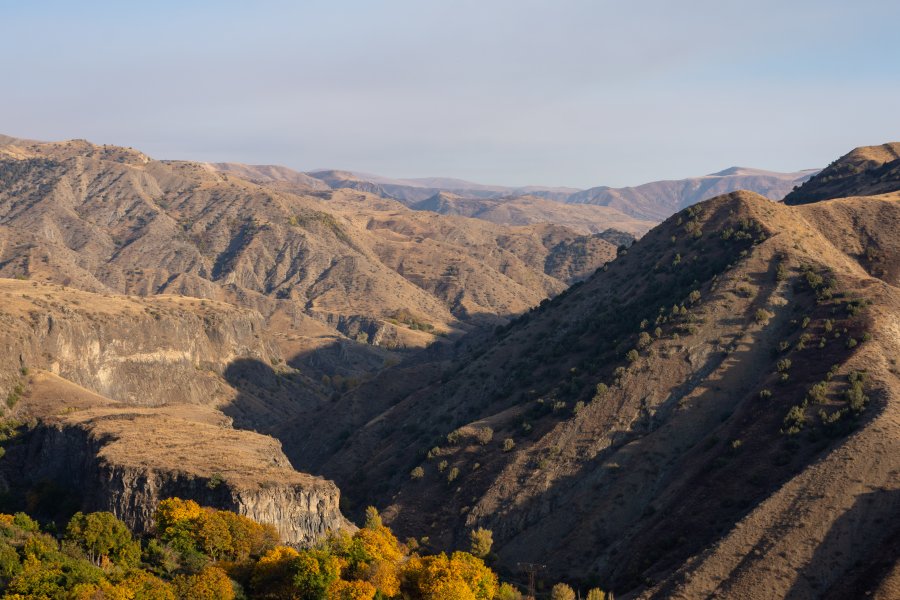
15 372 351 546
0 279 278 408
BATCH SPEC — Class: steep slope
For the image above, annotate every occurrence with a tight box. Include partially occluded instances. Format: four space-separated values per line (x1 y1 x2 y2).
0 137 612 356
568 167 817 221
783 142 900 205
0 280 351 545
313 185 900 598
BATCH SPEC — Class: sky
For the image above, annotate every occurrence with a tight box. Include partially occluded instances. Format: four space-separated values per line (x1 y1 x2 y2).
2 0 900 188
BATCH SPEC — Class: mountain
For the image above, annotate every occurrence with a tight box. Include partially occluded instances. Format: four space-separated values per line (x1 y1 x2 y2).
211 163 815 235
0 136 615 355
299 145 900 598
211 162 331 191
783 142 900 205
3 134 898 599
410 191 655 235
566 167 818 221
304 170 578 204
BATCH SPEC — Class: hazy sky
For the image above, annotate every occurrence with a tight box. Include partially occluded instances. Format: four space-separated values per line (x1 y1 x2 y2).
3 1 899 188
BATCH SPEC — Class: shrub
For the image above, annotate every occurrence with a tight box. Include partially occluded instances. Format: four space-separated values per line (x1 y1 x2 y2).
475 427 493 445
447 467 460 483
638 331 652 349
807 381 828 403
782 405 806 435
502 438 515 452
759 389 772 400
845 371 868 412
626 349 639 363
410 467 425 480
586 588 606 600
755 309 773 325
593 383 608 401
776 359 792 373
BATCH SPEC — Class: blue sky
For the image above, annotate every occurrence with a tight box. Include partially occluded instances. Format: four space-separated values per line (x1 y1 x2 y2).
2 1 899 188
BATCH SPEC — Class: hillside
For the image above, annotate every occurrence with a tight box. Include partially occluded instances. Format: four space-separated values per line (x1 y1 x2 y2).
410 192 655 236
783 142 900 205
567 167 817 221
215 164 815 234
0 136 615 366
0 279 351 545
307 174 900 597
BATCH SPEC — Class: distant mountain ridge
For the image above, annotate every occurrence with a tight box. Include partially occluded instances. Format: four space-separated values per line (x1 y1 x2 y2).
208 162 819 228
566 167 818 221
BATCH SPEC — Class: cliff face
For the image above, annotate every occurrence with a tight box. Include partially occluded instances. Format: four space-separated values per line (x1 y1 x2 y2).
18 375 350 546
0 280 276 407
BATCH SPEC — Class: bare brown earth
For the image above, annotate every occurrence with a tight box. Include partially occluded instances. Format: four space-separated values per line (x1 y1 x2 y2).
784 142 900 205
0 136 616 366
313 181 900 598
1 136 898 598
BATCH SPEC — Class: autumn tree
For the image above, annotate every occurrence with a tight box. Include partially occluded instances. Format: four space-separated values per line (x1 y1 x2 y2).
586 588 606 600
468 527 493 559
173 565 235 600
327 579 377 600
65 511 139 567
551 583 576 600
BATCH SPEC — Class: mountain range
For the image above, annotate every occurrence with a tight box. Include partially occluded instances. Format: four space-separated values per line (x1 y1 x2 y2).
1 135 898 599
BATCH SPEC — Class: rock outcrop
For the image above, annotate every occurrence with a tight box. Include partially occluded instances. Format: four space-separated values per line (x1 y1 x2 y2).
16 372 351 546
0 279 276 407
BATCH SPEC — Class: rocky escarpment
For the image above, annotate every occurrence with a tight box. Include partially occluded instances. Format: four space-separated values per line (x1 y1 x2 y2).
0 279 278 407
13 373 351 545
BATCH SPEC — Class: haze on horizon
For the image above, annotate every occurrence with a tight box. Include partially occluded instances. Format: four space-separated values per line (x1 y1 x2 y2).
2 0 899 188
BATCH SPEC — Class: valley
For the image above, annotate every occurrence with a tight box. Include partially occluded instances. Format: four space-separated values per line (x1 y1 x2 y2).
0 136 898 599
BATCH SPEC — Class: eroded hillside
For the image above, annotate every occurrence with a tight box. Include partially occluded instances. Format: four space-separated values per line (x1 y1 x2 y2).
0 137 614 363
314 181 900 597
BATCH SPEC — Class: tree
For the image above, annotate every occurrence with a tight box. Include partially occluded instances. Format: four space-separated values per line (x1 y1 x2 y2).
252 545 301 598
66 511 139 567
502 438 515 452
293 549 342 600
626 349 639 363
468 527 493 559
410 466 425 480
173 565 235 600
551 583 576 600
497 582 523 600
404 552 497 600
586 588 606 600
327 579 376 600
364 506 383 530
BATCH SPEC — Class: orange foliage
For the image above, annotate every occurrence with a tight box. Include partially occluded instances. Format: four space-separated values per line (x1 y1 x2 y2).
404 551 498 600
327 579 377 600
173 565 235 600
